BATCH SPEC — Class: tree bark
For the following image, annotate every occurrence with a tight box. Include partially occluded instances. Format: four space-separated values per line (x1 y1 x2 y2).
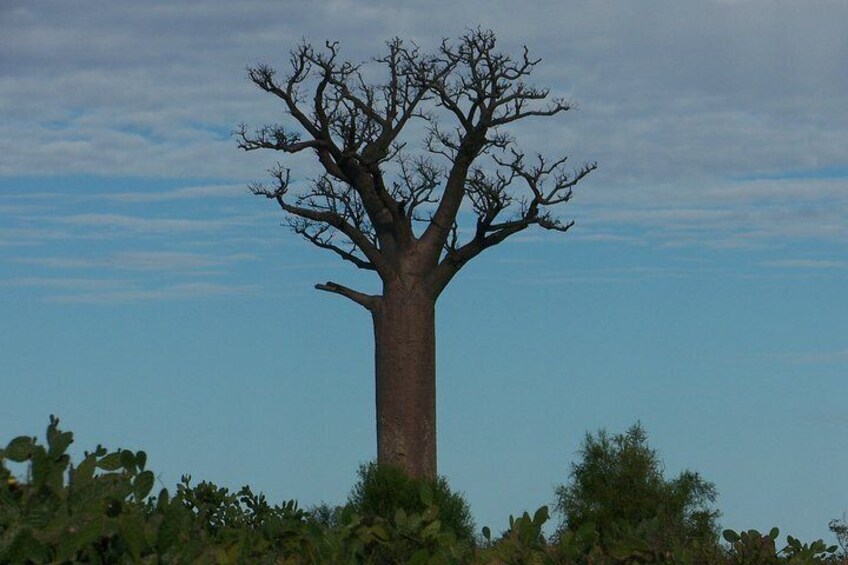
371 284 437 479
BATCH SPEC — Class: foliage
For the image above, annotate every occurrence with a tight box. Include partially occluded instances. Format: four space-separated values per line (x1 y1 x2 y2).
2 418 844 564
347 461 476 543
479 505 597 564
0 416 312 563
722 527 839 564
554 422 721 556
0 415 158 562
0 418 472 563
829 514 848 557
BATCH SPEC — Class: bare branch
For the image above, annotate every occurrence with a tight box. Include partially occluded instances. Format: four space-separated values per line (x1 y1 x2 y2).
247 59 324 141
428 220 528 296
419 28 580 261
426 145 595 296
242 30 593 295
250 167 394 278
293 221 376 271
236 123 325 153
315 281 378 310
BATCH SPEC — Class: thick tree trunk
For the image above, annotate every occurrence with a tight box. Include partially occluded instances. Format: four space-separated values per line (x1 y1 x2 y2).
371 285 437 479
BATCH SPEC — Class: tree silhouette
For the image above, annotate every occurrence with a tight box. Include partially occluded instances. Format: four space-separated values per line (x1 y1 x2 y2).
238 29 595 478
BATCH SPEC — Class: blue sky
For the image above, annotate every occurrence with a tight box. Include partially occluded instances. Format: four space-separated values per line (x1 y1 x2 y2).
1 0 847 543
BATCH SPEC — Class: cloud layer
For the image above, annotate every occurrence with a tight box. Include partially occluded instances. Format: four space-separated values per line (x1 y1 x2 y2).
1 0 847 294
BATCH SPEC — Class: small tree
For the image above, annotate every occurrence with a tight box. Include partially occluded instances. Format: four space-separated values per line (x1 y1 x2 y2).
239 29 594 478
555 423 720 551
830 513 848 557
347 462 475 543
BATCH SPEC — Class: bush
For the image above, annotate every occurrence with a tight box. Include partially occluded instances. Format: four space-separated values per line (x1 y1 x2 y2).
554 422 721 556
347 461 476 543
829 513 847 558
3 417 843 564
722 527 839 564
0 416 312 563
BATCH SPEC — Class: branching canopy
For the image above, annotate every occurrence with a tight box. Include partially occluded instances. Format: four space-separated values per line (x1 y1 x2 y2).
239 29 595 307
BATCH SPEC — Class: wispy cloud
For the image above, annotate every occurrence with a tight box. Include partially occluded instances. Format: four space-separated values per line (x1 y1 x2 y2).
13 251 256 272
0 277 129 291
574 231 645 245
0 204 50 214
2 0 848 294
46 281 259 304
0 276 258 303
761 259 847 269
510 265 709 286
0 227 81 246
51 213 247 234
773 349 848 365
0 184 249 203
581 180 848 248
98 184 248 202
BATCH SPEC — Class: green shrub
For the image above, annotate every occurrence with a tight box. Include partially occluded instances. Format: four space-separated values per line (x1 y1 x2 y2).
3 417 843 564
0 416 161 563
554 422 721 557
829 513 847 558
347 461 476 543
0 417 313 563
722 527 839 564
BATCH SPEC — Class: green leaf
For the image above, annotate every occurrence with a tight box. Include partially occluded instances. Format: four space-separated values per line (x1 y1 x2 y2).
46 415 60 444
419 483 433 507
408 550 430 565
71 455 97 488
119 514 146 559
156 504 183 553
370 524 390 541
23 506 52 529
156 487 170 510
481 526 491 541
787 534 798 547
55 528 80 562
215 547 231 564
120 449 136 472
96 452 123 471
135 450 147 471
6 528 49 563
533 505 550 525
30 449 50 489
768 526 779 540
394 508 407 526
421 519 441 538
339 505 357 526
4 436 35 462
576 521 597 538
723 529 740 543
422 505 438 522
47 431 74 459
134 470 155 500
407 512 423 531
77 515 105 551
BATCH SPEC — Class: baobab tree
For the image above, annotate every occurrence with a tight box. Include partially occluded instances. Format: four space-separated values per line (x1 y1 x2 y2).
238 29 595 479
